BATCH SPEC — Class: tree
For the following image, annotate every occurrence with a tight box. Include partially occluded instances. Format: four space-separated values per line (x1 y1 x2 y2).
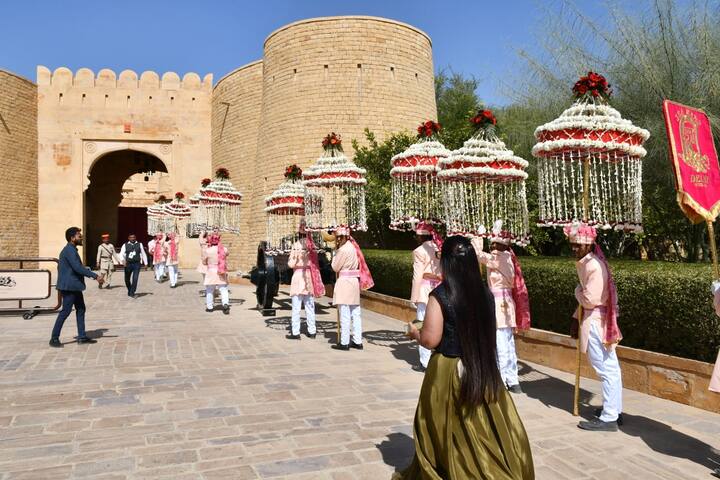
507 0 720 261
435 70 482 150
352 129 414 248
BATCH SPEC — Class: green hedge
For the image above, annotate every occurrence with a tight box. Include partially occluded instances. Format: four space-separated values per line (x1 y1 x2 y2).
364 249 720 363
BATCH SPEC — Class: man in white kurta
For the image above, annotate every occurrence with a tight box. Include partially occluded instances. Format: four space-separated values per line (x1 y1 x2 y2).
148 233 167 282
566 222 623 432
286 235 316 339
410 223 442 369
203 233 230 314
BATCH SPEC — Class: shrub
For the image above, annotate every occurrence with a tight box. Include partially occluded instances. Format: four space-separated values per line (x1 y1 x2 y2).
364 249 720 363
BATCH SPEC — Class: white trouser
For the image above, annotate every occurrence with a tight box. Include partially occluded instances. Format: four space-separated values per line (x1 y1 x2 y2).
339 304 362 345
415 303 432 368
206 285 229 309
167 265 178 286
154 262 166 281
291 295 316 336
586 322 623 422
496 327 519 387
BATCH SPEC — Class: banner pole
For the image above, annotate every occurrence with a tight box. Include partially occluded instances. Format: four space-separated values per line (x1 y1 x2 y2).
707 220 720 281
574 157 591 417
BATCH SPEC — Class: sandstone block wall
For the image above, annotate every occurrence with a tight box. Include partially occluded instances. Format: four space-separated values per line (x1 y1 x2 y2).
211 61 264 270
0 70 38 259
215 16 438 270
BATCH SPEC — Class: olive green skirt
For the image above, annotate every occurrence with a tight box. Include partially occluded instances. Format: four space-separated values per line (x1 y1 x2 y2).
394 354 534 479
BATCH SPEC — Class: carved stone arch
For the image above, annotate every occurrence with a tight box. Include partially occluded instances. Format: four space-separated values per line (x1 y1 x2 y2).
82 140 173 191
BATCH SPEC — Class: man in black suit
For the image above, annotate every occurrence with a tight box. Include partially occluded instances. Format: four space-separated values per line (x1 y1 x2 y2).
49 227 104 348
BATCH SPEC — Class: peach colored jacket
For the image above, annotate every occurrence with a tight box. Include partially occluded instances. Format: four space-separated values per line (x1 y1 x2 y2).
710 291 720 393
331 241 360 305
287 239 312 297
574 252 611 353
477 249 516 329
164 238 180 266
410 241 441 305
202 245 228 287
148 239 167 263
197 235 208 274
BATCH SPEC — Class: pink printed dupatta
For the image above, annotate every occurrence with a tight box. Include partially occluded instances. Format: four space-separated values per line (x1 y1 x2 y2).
510 250 531 331
305 235 326 298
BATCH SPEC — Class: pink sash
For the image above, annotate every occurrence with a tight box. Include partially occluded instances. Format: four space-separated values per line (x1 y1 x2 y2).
339 270 361 278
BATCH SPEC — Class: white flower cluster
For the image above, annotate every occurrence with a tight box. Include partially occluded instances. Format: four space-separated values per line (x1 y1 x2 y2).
302 153 367 186
438 135 529 180
199 179 243 205
264 180 305 213
533 100 651 158
390 140 451 176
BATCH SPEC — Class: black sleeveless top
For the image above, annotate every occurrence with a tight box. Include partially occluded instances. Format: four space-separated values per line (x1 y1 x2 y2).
429 284 463 357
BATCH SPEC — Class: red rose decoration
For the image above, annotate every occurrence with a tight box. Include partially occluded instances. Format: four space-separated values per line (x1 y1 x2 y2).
322 133 343 152
215 168 230 180
201 178 211 187
174 191 185 200
416 120 441 139
572 71 611 100
470 109 497 129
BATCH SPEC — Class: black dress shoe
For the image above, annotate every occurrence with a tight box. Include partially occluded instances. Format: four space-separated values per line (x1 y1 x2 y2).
222 305 230 315
594 408 624 425
77 337 97 344
349 341 364 350
306 333 316 339
49 338 63 348
286 334 301 340
331 343 350 351
507 384 523 394
206 308 214 313
578 418 618 432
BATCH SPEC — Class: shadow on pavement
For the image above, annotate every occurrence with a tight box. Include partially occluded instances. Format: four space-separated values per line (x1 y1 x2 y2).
263 315 339 342
364 329 419 367
133 293 153 298
519 361 720 471
518 361 595 416
85 328 117 339
376 432 415 472
174 280 199 287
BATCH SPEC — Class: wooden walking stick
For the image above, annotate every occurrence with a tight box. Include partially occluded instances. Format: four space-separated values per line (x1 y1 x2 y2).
707 220 720 281
573 157 591 417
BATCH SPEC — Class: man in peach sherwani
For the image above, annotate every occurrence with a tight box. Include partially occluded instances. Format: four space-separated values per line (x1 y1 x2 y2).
164 232 180 288
472 220 529 394
565 222 623 432
286 229 318 340
331 226 373 351
148 232 167 282
410 222 442 370
203 232 230 315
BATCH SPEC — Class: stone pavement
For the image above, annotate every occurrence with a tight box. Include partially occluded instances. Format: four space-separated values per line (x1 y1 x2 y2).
0 270 718 479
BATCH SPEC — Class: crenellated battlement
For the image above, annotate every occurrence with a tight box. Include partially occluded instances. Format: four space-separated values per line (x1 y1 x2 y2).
37 66 212 92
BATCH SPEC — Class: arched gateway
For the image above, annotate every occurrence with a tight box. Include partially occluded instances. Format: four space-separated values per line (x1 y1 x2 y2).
36 67 212 267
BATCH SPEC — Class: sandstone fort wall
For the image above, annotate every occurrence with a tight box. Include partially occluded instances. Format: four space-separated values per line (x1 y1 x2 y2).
0 70 38 259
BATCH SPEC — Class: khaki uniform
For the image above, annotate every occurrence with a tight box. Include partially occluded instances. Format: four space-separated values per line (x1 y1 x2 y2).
96 243 119 288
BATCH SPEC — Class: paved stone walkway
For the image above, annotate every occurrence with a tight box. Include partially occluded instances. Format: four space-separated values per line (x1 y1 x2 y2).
0 270 718 479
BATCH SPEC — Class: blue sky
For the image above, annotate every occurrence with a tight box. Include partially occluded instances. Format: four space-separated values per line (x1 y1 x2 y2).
0 0 608 106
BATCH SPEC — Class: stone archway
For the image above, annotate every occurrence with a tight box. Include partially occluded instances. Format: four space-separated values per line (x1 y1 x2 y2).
84 149 168 265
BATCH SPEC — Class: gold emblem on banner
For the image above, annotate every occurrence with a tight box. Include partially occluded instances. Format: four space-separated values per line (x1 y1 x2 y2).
676 110 710 186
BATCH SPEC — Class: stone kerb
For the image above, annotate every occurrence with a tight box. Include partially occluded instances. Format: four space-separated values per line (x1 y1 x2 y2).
359 290 720 414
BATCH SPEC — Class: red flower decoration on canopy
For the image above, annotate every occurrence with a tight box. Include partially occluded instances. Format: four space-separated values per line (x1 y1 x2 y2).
284 164 303 181
572 71 612 101
174 191 185 200
470 109 497 130
201 178 212 187
416 120 441 139
321 132 343 153
215 168 230 180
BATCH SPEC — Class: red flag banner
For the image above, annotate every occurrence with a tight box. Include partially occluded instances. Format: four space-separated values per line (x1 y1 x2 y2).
663 100 720 223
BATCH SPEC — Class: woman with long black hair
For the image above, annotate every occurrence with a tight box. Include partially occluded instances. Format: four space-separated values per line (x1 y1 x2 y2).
397 235 534 479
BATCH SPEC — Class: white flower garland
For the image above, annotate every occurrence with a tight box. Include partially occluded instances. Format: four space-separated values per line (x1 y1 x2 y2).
264 180 305 204
532 138 648 158
199 179 243 204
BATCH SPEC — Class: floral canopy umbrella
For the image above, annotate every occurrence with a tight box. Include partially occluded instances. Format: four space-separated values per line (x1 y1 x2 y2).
190 168 243 234
302 133 367 232
439 110 530 245
146 195 174 235
161 192 192 234
390 120 451 231
264 164 306 254
533 72 650 231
